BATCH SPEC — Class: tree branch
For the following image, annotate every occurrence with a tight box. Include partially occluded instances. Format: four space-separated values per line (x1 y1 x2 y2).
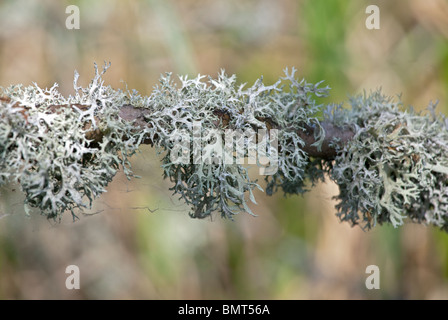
4 99 355 160
116 104 354 160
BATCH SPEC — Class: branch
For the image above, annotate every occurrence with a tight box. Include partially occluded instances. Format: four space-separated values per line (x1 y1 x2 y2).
3 99 353 159
117 104 354 160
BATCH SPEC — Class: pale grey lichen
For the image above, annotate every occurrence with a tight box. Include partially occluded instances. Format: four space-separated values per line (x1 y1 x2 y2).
1 65 329 221
2 64 447 232
263 68 328 196
330 91 448 231
145 71 264 219
0 63 147 220
146 68 328 219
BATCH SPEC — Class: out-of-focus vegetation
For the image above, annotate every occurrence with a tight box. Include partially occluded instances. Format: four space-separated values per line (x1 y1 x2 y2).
0 0 447 299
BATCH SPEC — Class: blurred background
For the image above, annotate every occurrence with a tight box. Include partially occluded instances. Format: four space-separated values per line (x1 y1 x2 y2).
0 0 447 299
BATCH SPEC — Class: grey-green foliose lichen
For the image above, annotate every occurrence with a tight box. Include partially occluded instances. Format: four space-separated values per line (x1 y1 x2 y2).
328 91 448 231
1 63 447 232
0 63 147 220
147 67 327 218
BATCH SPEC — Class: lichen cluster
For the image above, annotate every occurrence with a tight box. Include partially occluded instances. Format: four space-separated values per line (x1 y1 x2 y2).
0 63 146 219
147 68 327 218
262 69 328 196
147 71 262 218
1 64 447 232
329 91 448 231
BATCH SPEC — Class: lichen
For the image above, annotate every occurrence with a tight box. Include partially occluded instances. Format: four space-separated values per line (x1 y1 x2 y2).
0 63 147 220
1 64 447 232
146 68 328 218
330 91 448 231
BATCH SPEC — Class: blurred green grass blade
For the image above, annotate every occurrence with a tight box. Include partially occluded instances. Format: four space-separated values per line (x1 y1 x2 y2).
147 0 197 75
